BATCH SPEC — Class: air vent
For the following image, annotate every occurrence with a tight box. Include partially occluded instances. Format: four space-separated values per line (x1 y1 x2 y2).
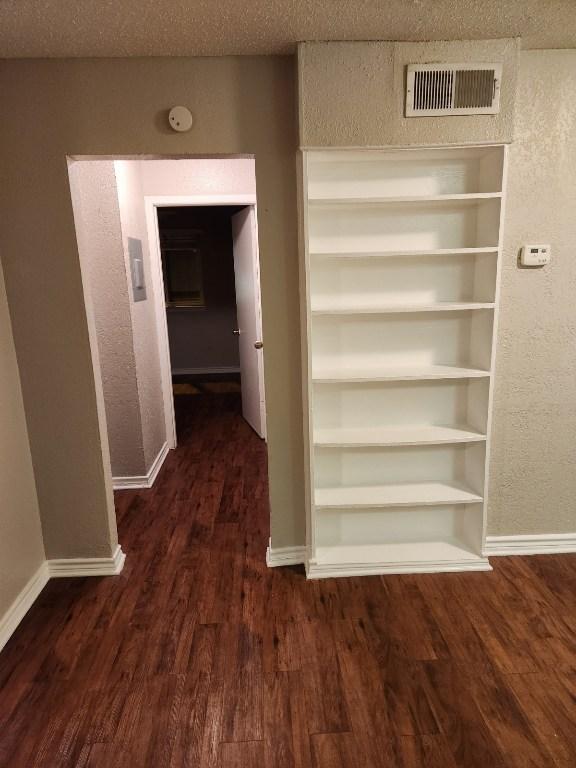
406 63 502 117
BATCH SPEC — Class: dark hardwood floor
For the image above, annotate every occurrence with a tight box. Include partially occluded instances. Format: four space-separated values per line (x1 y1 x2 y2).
1 392 576 767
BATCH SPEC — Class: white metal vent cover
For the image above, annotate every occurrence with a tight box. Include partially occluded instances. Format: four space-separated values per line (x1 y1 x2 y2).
406 63 502 117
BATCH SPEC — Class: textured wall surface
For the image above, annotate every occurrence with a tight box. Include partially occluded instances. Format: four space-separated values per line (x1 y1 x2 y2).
114 161 166 470
0 260 45 620
0 56 302 553
298 42 576 539
0 0 574 56
488 50 576 535
69 161 146 477
140 158 256 198
299 39 519 147
1 49 573 562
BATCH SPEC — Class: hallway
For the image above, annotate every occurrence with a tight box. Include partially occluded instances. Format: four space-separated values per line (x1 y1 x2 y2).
1 393 576 767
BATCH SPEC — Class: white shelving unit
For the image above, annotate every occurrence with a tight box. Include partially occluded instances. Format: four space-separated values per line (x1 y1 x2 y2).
300 145 507 578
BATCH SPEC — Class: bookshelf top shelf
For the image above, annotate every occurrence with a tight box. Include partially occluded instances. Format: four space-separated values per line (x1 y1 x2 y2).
306 146 505 200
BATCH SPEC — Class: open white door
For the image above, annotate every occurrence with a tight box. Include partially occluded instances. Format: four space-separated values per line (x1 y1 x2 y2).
231 207 266 439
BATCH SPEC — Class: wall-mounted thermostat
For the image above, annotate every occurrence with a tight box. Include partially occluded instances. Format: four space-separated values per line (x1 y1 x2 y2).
520 244 551 267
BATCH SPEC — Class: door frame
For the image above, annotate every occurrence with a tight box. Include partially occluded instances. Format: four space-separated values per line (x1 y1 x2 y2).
144 193 259 449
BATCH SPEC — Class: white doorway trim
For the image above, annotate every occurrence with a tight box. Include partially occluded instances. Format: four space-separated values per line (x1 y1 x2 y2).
144 193 258 449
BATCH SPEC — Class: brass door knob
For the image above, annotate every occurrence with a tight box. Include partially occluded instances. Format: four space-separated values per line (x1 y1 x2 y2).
254 341 263 349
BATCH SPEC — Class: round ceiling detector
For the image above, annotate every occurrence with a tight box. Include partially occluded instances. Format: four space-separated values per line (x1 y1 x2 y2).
168 106 193 132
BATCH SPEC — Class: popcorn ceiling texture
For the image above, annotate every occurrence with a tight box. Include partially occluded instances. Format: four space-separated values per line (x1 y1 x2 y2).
0 0 575 57
298 39 519 147
488 50 576 535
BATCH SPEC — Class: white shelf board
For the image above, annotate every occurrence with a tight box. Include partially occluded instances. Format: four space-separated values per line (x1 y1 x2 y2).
313 424 486 448
309 247 499 259
311 301 495 315
310 539 490 574
308 192 502 206
312 364 491 383
314 481 483 509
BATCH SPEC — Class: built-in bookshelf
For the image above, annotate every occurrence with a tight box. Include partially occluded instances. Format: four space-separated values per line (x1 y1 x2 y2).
300 145 507 578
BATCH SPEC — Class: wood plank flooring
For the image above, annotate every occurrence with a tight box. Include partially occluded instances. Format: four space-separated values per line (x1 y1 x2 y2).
1 392 576 767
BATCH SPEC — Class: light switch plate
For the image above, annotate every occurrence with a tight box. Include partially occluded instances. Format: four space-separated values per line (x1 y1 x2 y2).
128 237 147 301
520 244 551 267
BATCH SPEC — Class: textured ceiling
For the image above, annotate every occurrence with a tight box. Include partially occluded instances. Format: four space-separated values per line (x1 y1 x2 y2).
1 0 575 58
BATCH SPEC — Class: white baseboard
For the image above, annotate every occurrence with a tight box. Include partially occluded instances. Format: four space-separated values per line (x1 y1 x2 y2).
113 441 169 490
484 533 576 556
0 546 126 655
266 540 306 567
0 562 50 654
48 545 126 578
172 366 240 375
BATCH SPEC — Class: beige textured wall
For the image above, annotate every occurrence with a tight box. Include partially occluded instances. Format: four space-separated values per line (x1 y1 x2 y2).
139 157 257 197
0 120 118 560
114 160 166 470
69 160 147 477
298 41 576 537
0 57 302 553
0 260 46 622
1 49 572 563
488 50 576 535
298 39 519 147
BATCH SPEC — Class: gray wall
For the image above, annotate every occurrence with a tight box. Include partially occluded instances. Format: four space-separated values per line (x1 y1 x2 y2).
488 50 576 535
114 160 166 470
298 39 519 147
69 159 166 479
0 56 302 555
0 259 45 625
69 160 147 477
298 40 576 538
0 46 574 567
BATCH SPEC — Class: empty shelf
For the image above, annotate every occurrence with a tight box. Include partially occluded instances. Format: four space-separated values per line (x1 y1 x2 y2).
308 192 502 206
310 247 499 259
311 301 495 315
314 481 483 509
313 425 486 447
309 540 490 575
312 365 491 383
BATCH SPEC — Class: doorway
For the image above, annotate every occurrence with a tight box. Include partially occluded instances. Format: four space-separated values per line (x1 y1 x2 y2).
68 155 268 496
149 201 267 447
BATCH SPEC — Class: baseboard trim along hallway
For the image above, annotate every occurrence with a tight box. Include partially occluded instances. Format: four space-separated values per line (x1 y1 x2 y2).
113 441 169 490
267 534 576 568
0 562 50 654
484 533 576 556
0 547 126 653
266 540 306 567
48 544 126 578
